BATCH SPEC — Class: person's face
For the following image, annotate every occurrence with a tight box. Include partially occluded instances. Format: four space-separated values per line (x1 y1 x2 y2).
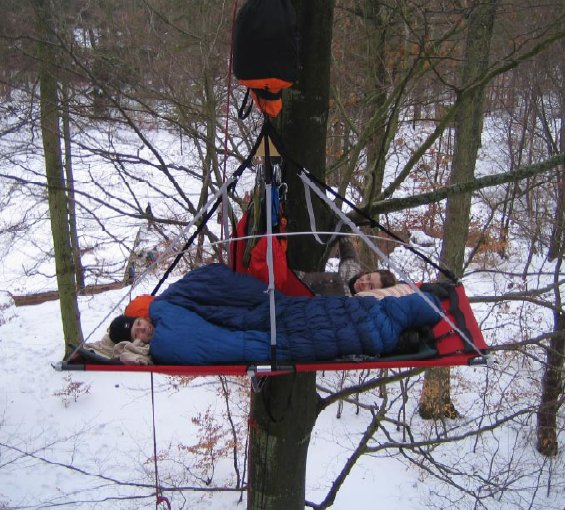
131 317 154 344
354 272 383 293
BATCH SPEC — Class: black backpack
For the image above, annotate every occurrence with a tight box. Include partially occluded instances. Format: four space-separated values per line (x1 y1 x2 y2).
233 0 298 117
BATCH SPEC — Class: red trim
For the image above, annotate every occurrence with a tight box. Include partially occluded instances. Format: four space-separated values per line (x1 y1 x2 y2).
292 353 484 372
83 364 251 376
79 351 485 377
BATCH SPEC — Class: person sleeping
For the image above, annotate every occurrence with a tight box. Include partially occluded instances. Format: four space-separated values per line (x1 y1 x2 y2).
103 264 441 366
348 269 414 299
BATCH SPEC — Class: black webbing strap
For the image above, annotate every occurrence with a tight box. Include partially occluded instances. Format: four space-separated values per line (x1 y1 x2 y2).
151 123 269 296
237 88 283 120
237 88 253 119
265 124 457 283
253 88 283 100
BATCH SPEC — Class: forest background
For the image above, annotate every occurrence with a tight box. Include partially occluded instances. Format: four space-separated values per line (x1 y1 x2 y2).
0 0 565 509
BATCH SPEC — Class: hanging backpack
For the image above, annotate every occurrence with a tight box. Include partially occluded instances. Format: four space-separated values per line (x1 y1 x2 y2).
233 0 298 118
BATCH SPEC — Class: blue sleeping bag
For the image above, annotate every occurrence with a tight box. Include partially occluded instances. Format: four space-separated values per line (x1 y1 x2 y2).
149 264 440 365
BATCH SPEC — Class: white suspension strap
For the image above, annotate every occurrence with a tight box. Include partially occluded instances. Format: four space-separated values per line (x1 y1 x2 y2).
222 186 232 267
298 171 483 358
264 136 278 370
209 230 414 247
302 178 344 245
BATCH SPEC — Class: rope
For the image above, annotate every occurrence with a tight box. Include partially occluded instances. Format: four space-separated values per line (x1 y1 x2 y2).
299 172 485 359
264 124 457 283
209 230 420 248
150 373 171 509
246 387 257 506
222 186 232 268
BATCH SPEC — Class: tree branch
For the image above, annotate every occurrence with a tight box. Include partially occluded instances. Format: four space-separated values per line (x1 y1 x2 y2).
360 153 565 217
317 367 424 414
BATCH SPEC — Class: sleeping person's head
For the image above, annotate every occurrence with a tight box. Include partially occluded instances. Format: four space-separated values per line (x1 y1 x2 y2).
348 269 396 295
109 314 154 344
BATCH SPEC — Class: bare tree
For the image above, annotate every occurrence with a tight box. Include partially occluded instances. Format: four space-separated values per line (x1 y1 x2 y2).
34 0 83 355
419 0 499 420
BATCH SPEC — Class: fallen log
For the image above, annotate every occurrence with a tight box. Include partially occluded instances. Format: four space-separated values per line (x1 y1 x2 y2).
11 281 127 307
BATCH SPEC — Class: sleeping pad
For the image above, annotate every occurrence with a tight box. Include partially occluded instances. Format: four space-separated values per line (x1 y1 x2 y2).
148 263 441 365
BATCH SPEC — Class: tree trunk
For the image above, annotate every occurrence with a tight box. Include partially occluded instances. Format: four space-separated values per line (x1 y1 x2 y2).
548 55 565 260
280 0 335 272
419 0 498 420
35 0 83 357
61 82 85 289
360 0 401 207
537 49 565 455
247 374 319 510
360 1 388 207
247 1 334 509
196 70 216 263
536 311 565 456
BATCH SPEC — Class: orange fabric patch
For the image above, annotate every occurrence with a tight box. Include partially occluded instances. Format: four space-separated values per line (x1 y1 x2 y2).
125 295 155 319
251 93 282 117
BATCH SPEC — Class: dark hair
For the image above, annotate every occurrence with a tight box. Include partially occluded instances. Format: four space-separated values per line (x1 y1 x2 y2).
108 314 135 344
348 273 366 295
378 269 396 288
348 269 397 295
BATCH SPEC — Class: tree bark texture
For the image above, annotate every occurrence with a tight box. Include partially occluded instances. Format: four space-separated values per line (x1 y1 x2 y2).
536 313 565 456
361 153 565 216
360 0 395 207
247 374 319 510
247 1 334 509
419 0 498 420
280 0 335 272
35 0 84 356
548 55 565 260
537 48 565 455
440 0 498 275
61 83 85 290
357 1 402 270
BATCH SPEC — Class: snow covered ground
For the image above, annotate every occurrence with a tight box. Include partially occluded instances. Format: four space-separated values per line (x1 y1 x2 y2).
1 246 564 509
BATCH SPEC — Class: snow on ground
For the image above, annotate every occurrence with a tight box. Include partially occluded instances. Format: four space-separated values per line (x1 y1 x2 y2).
0 105 564 508
1 252 564 509
0 290 428 509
